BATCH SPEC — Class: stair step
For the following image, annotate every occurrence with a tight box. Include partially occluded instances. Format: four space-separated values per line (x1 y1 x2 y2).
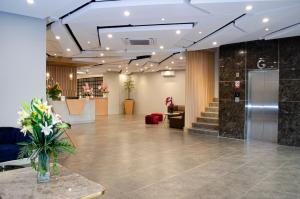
188 127 219 137
205 107 219 113
213 98 219 102
201 112 218 118
192 122 219 130
197 117 219 124
209 102 219 108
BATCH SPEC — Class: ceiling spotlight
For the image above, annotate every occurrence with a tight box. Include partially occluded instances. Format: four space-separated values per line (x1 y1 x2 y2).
102 60 105 63
108 69 111 71
87 41 91 44
27 0 34 4
198 31 202 34
161 18 165 21
118 65 122 68
152 70 155 72
126 70 128 73
212 41 218 46
55 35 60 40
145 67 148 69
265 28 269 31
176 30 181 35
179 56 183 60
107 34 113 38
140 68 143 71
152 51 156 55
150 64 153 67
100 53 104 57
245 5 253 11
54 53 57 56
124 11 130 17
105 47 110 51
171 61 174 64
262 17 269 23
126 67 128 69
66 48 71 52
166 66 169 69
169 67 172 70
160 45 164 49
136 63 139 66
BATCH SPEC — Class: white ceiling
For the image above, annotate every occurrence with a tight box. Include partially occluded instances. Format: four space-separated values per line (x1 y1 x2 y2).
2 0 300 75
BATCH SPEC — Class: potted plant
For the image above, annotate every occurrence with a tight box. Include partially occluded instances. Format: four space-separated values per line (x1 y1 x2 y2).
124 76 135 115
98 82 109 98
82 82 93 99
46 79 62 101
165 97 174 113
17 98 75 183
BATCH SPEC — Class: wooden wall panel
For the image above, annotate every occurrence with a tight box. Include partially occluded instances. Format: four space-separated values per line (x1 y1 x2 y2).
185 50 215 128
46 64 77 97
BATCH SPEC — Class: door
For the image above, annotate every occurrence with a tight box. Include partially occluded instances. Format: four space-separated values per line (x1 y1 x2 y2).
246 70 279 143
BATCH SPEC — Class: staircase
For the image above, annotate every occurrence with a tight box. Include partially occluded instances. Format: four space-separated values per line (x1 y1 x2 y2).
188 98 219 136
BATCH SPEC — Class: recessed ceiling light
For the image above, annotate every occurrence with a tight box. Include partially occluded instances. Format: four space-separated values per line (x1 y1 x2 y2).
152 51 156 55
152 70 154 72
265 28 269 31
126 67 128 69
136 63 139 66
150 64 153 67
198 31 202 34
66 48 71 52
171 61 174 64
102 60 105 63
27 0 34 4
166 66 169 69
161 18 165 21
107 34 113 38
54 53 57 56
100 53 104 57
140 68 143 71
55 35 60 40
118 65 121 68
262 17 269 23
124 11 130 16
176 30 181 35
108 69 111 71
145 67 148 69
160 45 164 49
126 70 128 73
87 41 90 44
179 56 183 60
212 41 218 46
245 5 253 11
169 67 172 70
105 47 110 51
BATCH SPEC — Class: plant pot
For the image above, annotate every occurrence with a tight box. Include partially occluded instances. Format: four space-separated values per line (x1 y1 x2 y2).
124 99 134 115
37 152 50 183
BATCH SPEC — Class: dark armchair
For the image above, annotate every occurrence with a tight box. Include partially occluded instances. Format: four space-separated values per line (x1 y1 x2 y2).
169 105 185 129
0 127 30 162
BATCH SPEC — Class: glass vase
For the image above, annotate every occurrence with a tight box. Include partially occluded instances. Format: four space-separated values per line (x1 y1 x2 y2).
37 152 50 183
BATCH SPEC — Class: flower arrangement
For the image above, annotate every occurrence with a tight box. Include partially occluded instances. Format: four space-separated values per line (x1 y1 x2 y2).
18 98 75 183
165 97 174 113
82 82 93 97
124 76 134 99
46 79 62 100
98 82 109 98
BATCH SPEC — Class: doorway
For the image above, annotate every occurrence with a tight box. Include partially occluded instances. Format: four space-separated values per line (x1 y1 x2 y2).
246 70 279 143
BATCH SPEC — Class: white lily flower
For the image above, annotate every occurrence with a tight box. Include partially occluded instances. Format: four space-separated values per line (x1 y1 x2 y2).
52 113 62 125
39 122 53 136
20 125 33 135
18 109 29 121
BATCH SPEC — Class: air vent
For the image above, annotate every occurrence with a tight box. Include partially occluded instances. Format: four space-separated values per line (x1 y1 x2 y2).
124 38 155 46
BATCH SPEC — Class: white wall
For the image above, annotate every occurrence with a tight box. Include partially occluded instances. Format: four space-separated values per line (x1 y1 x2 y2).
103 73 121 115
0 12 46 126
129 71 185 115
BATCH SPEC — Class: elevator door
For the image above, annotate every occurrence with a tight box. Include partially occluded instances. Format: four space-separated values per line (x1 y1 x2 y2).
247 70 279 143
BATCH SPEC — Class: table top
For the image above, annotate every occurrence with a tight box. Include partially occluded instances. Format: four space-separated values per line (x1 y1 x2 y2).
164 112 181 116
0 164 105 199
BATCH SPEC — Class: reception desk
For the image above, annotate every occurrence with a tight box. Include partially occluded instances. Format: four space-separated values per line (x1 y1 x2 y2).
51 98 108 124
51 99 95 124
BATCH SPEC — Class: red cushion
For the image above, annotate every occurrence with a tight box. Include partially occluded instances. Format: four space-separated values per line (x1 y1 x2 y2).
151 113 163 121
145 115 159 124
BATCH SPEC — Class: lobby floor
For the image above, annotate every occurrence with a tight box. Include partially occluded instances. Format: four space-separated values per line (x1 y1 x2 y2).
60 115 300 199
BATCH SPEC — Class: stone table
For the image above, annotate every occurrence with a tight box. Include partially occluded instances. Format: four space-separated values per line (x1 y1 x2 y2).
0 164 105 199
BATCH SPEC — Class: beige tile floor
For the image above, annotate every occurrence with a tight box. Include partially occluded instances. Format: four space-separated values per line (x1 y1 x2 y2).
60 115 300 199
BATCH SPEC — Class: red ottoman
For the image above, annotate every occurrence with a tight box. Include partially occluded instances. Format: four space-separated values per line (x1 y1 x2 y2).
151 113 163 122
145 115 159 124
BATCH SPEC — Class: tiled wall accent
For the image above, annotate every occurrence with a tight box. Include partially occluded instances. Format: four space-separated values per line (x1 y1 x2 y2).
278 37 300 146
219 36 300 146
77 77 103 97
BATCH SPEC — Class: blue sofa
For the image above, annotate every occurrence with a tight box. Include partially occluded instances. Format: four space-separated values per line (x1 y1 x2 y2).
0 127 30 162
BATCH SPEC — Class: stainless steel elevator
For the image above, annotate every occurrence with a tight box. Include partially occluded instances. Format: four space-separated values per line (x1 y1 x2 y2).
246 70 279 143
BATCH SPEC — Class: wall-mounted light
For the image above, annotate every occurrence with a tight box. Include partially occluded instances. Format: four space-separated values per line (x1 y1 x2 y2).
46 72 50 80
69 73 73 80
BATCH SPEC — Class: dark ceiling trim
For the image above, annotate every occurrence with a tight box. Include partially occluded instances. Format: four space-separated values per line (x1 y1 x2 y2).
97 22 195 30
186 13 246 48
264 22 300 38
65 24 83 51
159 52 180 65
